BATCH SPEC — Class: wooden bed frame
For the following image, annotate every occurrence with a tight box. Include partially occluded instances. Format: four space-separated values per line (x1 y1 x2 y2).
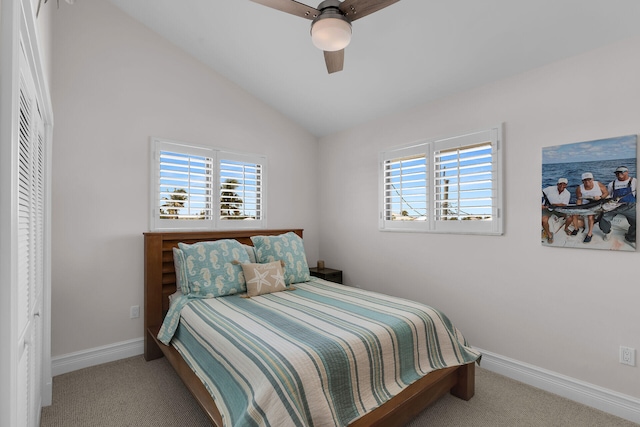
144 229 475 426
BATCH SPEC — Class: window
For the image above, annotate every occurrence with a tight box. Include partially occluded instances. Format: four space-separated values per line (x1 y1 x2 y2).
380 126 503 235
381 143 429 230
151 138 266 230
219 151 263 222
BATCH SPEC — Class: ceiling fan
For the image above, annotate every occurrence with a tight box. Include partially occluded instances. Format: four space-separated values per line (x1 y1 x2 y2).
250 0 400 74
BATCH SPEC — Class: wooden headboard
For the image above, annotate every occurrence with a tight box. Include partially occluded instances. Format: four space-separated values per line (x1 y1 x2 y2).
143 229 303 360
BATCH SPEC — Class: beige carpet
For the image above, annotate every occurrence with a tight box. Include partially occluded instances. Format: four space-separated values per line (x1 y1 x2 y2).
41 356 637 427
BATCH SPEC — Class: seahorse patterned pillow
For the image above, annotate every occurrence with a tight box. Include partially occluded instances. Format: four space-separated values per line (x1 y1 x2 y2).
177 239 250 298
241 261 287 297
250 232 310 285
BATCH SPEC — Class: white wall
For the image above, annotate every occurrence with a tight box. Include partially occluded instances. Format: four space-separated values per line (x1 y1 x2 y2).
50 0 319 357
318 36 640 399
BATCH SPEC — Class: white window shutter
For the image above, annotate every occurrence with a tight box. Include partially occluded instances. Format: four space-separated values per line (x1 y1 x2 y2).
218 151 265 229
150 139 266 230
380 143 429 231
151 139 215 230
379 126 503 235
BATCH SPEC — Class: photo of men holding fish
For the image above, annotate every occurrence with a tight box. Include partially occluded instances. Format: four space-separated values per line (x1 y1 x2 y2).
542 135 637 251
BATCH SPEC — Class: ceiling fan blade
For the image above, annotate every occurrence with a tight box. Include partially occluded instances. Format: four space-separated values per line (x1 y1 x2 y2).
338 0 400 21
324 50 344 74
250 0 320 20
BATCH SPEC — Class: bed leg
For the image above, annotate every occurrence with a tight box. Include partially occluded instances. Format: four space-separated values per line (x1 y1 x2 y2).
450 362 475 400
144 328 164 361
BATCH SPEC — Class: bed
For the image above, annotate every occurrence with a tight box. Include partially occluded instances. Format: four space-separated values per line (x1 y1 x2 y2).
144 229 479 426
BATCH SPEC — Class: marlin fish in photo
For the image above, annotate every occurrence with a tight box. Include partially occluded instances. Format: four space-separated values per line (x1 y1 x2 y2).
546 197 626 216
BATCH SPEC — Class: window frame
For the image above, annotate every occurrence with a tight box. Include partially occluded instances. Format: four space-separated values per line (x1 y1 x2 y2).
380 142 430 232
150 137 266 231
217 150 266 229
379 126 503 235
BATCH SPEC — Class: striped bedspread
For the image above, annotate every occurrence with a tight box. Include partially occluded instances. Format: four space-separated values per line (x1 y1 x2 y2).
158 279 480 427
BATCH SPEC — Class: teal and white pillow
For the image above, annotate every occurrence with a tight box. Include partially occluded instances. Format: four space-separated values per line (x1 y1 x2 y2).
177 239 250 298
242 244 258 263
251 232 310 285
173 247 190 294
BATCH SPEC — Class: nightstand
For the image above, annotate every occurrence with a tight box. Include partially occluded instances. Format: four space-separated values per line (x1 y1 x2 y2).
309 267 343 284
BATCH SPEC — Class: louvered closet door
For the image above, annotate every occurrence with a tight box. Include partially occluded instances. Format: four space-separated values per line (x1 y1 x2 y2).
16 39 45 427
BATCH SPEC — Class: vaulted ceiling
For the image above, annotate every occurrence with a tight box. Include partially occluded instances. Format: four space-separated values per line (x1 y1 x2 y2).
107 0 640 137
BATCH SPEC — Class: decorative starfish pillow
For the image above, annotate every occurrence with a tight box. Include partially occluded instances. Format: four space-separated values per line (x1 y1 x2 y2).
241 261 289 297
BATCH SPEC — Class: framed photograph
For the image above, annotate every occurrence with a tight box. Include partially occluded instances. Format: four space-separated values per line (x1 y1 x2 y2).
541 135 637 251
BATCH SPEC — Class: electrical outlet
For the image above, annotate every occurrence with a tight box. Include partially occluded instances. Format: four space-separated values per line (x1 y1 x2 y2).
620 346 636 366
130 305 140 319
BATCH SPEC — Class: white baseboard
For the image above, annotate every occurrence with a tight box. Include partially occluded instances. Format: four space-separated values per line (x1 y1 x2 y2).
51 337 144 377
50 340 639 424
476 347 640 424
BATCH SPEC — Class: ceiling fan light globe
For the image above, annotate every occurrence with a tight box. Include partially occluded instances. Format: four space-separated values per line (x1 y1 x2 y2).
311 17 352 52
